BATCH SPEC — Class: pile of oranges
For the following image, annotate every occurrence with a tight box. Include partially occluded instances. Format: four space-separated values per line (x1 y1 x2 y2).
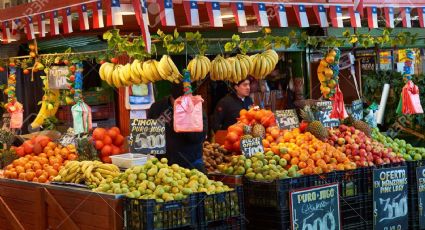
265 129 356 175
5 140 77 183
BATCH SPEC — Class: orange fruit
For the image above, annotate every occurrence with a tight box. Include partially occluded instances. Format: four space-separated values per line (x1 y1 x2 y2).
38 175 47 183
303 167 313 175
299 153 309 162
114 135 125 147
266 136 274 143
271 146 280 155
67 154 78 160
226 132 239 143
262 139 270 148
103 136 113 145
95 141 104 150
298 161 307 169
239 109 247 117
290 157 299 166
282 154 291 161
93 128 106 141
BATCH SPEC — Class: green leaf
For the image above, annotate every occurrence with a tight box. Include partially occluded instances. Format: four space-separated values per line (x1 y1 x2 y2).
173 29 179 39
157 29 164 37
224 42 236 52
342 29 351 38
103 31 113 40
231 34 240 42
186 32 194 41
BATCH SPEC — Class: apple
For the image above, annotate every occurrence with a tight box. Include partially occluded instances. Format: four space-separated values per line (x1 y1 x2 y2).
337 138 345 145
383 158 390 164
354 156 360 160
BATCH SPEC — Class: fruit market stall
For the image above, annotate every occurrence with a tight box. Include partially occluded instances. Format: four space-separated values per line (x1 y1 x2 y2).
1 0 425 230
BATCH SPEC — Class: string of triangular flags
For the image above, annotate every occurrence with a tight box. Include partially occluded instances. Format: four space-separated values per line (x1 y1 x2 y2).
2 0 425 49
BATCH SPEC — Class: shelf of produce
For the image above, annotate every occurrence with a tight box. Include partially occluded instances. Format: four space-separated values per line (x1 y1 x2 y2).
42 183 124 230
0 178 44 230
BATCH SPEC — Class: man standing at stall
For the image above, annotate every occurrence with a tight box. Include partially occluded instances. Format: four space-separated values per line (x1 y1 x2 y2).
147 83 207 172
213 78 253 131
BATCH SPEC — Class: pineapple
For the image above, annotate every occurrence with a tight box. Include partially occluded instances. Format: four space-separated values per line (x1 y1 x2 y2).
343 114 371 137
300 106 329 140
252 123 266 138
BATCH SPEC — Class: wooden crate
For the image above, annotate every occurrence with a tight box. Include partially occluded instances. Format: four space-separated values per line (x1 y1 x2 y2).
0 179 44 230
43 184 123 230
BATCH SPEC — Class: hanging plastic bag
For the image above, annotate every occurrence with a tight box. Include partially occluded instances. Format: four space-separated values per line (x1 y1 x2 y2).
6 101 23 129
329 85 348 119
173 94 204 132
72 100 92 135
402 81 424 114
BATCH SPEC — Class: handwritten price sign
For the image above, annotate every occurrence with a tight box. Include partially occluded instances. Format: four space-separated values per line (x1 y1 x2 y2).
48 66 70 90
240 137 264 157
275 109 300 130
128 119 166 155
416 166 425 228
351 100 363 121
315 101 340 128
290 183 340 230
373 167 408 230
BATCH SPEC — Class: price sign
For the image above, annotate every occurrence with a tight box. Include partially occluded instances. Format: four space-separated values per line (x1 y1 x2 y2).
240 137 264 157
290 183 340 230
373 167 408 230
1 113 10 131
351 100 363 121
128 119 166 155
48 66 70 89
58 134 76 147
315 101 340 128
275 109 299 130
417 166 425 228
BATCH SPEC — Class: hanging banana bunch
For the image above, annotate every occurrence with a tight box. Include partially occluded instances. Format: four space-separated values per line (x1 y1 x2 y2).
31 78 60 129
210 55 232 81
157 55 181 83
187 55 211 82
250 49 279 80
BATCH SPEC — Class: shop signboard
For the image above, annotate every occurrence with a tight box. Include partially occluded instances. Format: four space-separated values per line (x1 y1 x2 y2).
240 137 264 157
275 109 299 130
128 119 166 155
48 66 70 89
373 167 408 230
315 101 340 128
356 50 376 74
290 183 341 230
417 166 425 228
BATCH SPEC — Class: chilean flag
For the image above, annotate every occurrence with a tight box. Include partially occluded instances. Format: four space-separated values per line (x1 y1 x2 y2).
253 3 269 27
25 16 35 40
206 2 223 27
142 0 150 26
62 7 73 34
50 11 60 36
107 0 123 26
132 0 151 53
294 5 309 27
78 4 90 30
37 13 47 38
2 21 11 44
367 7 378 28
313 5 328 27
417 7 425 28
384 7 394 28
274 4 288 27
354 0 364 16
183 1 200 26
348 7 361 27
231 2 247 27
93 0 104 29
11 19 21 35
330 5 343 28
158 0 176 26
401 7 411 28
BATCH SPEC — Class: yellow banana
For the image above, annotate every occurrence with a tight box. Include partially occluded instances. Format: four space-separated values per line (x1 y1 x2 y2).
31 78 60 128
130 60 142 84
103 63 115 86
158 55 173 80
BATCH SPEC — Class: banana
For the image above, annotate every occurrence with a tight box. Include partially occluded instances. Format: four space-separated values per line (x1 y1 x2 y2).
187 58 198 81
59 168 69 178
130 60 142 84
112 66 123 88
158 55 173 80
65 171 78 181
96 168 119 177
99 62 107 80
103 63 115 86
122 63 132 85
97 164 119 172
151 60 162 81
30 77 60 129
84 165 94 179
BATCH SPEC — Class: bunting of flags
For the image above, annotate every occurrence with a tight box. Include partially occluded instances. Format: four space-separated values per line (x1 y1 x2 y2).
1 1 424 44
183 1 200 26
206 2 223 27
231 2 247 27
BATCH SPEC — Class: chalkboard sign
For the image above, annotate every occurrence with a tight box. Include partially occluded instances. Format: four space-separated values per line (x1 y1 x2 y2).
290 183 341 230
240 137 264 157
315 101 340 128
275 109 299 130
128 119 166 155
417 166 425 228
351 100 363 120
48 66 70 89
373 167 408 230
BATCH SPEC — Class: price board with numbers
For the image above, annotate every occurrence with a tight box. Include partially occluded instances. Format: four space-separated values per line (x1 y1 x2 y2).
275 109 299 130
373 167 408 230
128 119 166 155
417 166 425 228
351 100 363 120
240 137 264 157
315 101 340 128
48 66 70 90
290 183 341 230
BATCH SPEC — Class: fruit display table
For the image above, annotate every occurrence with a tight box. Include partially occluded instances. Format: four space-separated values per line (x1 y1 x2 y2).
0 179 123 230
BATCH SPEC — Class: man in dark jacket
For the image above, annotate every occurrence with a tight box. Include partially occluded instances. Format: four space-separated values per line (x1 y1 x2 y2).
147 84 207 172
213 78 253 131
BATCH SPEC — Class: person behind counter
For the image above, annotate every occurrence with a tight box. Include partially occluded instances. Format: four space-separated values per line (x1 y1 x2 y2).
212 78 254 131
147 83 207 172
